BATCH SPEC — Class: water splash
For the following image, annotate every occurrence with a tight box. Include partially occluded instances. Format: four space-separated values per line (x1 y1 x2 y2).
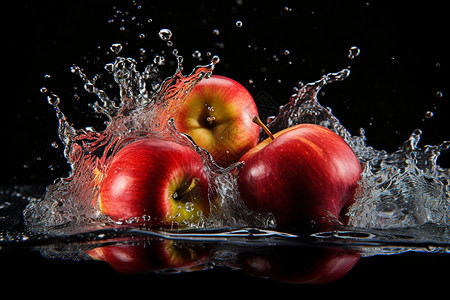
264 68 352 137
24 45 270 234
348 133 450 229
24 41 449 235
263 67 450 229
24 49 209 227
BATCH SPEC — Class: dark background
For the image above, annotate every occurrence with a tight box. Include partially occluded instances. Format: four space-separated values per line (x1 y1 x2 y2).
1 0 449 294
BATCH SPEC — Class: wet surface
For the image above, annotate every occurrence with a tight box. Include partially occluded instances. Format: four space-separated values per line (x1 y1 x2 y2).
2 185 450 292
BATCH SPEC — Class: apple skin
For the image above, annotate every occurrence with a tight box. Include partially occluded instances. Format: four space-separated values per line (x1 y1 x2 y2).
174 75 260 167
98 138 210 227
87 238 211 274
237 124 361 228
239 246 360 284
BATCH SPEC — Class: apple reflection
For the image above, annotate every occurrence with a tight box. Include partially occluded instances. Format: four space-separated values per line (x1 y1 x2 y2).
87 238 211 274
238 246 360 284
87 237 360 284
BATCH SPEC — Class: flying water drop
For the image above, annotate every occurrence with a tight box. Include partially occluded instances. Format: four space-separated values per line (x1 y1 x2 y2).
211 55 220 64
348 46 360 59
192 50 202 60
47 94 60 106
158 28 172 41
425 111 434 119
110 43 123 54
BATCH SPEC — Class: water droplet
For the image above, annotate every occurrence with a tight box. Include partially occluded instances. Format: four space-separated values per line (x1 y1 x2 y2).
213 29 220 36
147 18 153 23
0 201 11 210
40 87 47 93
283 50 290 55
104 63 114 73
110 43 123 54
348 46 360 59
192 50 201 59
185 202 195 212
139 33 146 39
158 28 172 41
425 111 434 118
70 65 80 74
413 128 423 136
44 74 51 79
153 54 165 66
84 82 95 93
51 142 59 148
235 20 243 27
211 55 220 64
166 41 173 47
436 91 443 98
267 116 275 123
47 94 60 106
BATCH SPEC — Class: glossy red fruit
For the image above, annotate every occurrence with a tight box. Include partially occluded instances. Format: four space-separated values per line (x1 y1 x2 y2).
237 123 361 228
98 138 210 227
174 75 260 167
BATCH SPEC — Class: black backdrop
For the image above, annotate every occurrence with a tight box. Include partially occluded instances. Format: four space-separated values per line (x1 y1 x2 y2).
1 0 449 295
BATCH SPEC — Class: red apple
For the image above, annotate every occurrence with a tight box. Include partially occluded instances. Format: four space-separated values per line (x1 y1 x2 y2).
98 138 210 227
237 118 361 228
174 75 260 167
239 246 360 284
87 238 211 274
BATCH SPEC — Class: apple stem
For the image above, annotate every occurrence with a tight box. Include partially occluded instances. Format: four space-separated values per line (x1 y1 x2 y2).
252 116 274 140
173 177 200 200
